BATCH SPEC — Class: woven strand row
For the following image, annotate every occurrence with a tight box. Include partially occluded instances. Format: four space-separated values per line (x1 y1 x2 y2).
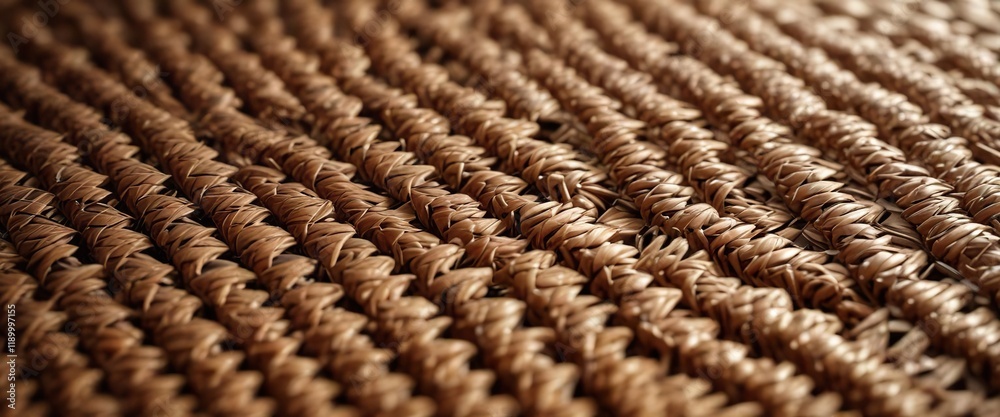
626 0 1000 395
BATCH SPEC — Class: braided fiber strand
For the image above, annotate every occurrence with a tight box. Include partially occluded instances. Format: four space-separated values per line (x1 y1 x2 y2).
0 99 426 416
516 1 940 328
418 2 806 249
0 45 361 417
577 0 954 331
856 0 1000 94
119 4 608 414
328 1 620 217
235 164 597 417
633 234 847 417
398 4 589 148
254 2 775 414
20 49 366 417
0 165 183 417
408 4 936 410
200 102 569 416
53 2 190 120
626 0 1000 394
373 6 852 320
0 55 281 417
811 0 1000 110
0 108 203 416
579 3 993 404
219 7 733 414
221 17 617 413
484 3 868 325
704 2 1000 249
128 13 589 417
37 13 524 417
200 9 519 247
380 5 639 243
0 169 124 417
629 0 1000 299
487 7 945 416
0 238 54 417
162 0 307 131
446 2 944 412
763 2 1000 166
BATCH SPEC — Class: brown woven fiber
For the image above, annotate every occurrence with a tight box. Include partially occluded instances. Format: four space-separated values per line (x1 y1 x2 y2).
3 0 1000 416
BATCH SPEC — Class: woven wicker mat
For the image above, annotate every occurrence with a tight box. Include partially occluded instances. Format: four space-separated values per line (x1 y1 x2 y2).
1 0 1000 416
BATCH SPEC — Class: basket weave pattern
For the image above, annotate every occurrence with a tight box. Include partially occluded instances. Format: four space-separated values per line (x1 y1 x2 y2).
2 0 1000 416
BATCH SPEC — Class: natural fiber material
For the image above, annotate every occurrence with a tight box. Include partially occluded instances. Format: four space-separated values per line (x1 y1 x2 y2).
2 0 1000 416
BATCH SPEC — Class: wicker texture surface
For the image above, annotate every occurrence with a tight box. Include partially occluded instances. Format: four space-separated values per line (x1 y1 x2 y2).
1 0 1000 416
